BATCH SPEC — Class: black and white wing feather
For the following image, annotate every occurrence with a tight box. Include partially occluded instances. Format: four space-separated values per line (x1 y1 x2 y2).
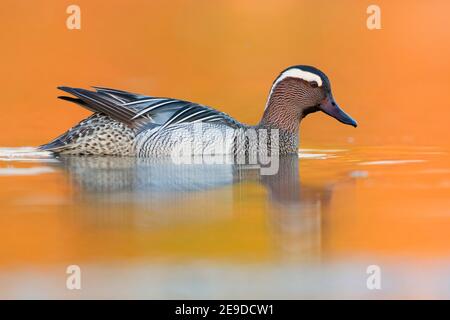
57 86 242 131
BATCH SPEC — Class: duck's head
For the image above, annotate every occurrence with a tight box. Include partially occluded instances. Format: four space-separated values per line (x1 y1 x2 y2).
263 65 357 131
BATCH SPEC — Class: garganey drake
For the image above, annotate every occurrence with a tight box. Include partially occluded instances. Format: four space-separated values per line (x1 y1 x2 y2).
40 65 357 156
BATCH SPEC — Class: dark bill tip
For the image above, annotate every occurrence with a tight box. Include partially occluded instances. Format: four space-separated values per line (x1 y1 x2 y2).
345 117 358 128
319 96 358 128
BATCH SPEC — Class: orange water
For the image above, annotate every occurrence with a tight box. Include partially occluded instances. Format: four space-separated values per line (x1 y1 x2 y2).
0 0 450 299
0 147 449 299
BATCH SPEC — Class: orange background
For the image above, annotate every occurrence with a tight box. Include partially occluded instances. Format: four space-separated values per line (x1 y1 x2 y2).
1 0 449 148
1 0 450 272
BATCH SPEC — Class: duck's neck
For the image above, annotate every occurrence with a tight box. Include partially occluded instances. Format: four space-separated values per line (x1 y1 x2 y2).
257 79 304 153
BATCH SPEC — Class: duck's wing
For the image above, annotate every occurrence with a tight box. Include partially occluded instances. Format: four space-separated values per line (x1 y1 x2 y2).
57 86 242 131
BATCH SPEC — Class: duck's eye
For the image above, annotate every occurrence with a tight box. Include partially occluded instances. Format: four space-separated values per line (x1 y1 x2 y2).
310 81 319 88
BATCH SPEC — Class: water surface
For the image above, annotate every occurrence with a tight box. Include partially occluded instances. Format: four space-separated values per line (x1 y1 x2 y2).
0 145 449 299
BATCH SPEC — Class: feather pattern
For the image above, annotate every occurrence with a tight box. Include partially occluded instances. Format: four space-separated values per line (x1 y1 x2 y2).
56 86 241 130
40 86 243 155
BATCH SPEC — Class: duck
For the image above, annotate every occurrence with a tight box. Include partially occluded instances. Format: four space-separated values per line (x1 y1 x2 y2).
39 65 357 157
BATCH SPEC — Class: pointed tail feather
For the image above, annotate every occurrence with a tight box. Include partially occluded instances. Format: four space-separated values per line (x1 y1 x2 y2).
57 86 136 126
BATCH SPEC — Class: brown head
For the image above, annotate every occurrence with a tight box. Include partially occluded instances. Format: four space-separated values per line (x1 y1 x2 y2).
260 65 357 133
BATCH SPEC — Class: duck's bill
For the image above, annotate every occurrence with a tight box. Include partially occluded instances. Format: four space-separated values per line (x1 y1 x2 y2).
320 95 357 128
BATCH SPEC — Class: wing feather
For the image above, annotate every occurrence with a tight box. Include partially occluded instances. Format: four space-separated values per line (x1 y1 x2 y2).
56 86 241 131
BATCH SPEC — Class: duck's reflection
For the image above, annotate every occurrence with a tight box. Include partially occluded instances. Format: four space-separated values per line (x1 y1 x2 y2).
56 155 334 260
262 156 332 261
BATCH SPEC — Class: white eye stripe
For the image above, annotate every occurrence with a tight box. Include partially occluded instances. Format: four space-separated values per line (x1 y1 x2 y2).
265 68 323 110
273 68 323 88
